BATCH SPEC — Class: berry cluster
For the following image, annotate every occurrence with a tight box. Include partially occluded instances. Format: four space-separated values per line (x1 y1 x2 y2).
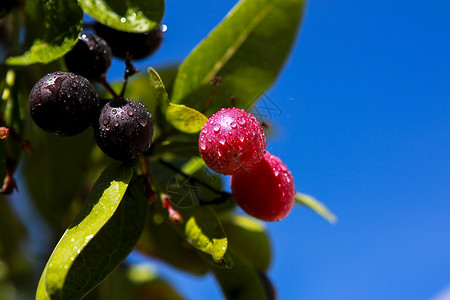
199 108 295 221
28 24 163 161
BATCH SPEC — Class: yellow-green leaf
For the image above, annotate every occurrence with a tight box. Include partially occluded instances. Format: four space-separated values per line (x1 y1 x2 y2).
185 206 227 262
295 193 337 224
166 104 208 134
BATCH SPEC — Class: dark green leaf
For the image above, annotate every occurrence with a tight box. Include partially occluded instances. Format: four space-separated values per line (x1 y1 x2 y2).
6 0 83 65
137 204 209 275
166 104 208 134
79 0 164 32
92 263 185 300
22 127 96 231
171 0 306 114
36 163 148 300
184 206 228 262
222 215 271 271
213 252 268 300
295 193 337 224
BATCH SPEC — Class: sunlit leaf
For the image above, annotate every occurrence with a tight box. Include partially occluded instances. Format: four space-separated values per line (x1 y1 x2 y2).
6 0 83 65
166 104 208 134
36 163 148 299
171 0 306 114
295 193 337 224
148 67 170 111
79 0 164 32
185 206 228 262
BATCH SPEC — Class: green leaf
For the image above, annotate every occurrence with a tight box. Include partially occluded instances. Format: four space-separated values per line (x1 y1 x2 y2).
222 215 271 271
36 163 148 300
166 104 208 134
295 193 337 224
213 252 269 300
6 0 83 65
79 0 164 32
93 263 185 300
171 0 305 113
22 127 96 231
184 206 228 262
148 67 170 111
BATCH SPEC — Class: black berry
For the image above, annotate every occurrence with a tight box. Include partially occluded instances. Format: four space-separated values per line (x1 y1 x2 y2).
64 32 112 80
94 98 153 161
28 72 100 136
93 22 164 60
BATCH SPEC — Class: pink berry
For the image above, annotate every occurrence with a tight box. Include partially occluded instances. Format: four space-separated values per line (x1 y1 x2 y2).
199 107 267 175
231 152 295 222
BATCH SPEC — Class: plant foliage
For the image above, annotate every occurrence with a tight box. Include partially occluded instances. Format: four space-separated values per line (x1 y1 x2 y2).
0 0 336 299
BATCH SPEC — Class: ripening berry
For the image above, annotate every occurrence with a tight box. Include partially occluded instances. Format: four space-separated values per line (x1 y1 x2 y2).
28 71 99 136
231 152 295 222
94 98 153 161
199 107 267 175
93 22 164 60
64 32 112 80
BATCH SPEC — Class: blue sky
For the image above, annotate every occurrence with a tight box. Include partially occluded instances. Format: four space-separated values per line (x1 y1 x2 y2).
109 1 450 299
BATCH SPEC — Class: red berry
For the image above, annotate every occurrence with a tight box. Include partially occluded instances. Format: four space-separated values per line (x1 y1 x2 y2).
199 107 267 175
231 152 295 222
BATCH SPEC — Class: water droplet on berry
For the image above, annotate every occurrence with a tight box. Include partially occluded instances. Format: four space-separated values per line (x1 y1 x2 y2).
237 118 246 126
230 122 237 129
114 121 119 127
128 110 133 116
219 137 226 145
213 123 221 133
103 116 110 125
112 109 117 114
138 117 147 127
199 141 206 150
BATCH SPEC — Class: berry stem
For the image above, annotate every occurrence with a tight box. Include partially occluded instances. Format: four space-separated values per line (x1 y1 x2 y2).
120 54 139 97
98 75 119 99
202 76 222 114
158 159 231 199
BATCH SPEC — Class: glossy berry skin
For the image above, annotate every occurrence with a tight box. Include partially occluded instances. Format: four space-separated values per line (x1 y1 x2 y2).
199 107 267 175
28 71 99 136
94 98 153 161
64 32 112 80
231 152 295 222
93 22 164 60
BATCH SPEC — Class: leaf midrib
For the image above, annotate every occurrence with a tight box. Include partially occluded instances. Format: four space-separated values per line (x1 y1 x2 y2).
200 0 281 85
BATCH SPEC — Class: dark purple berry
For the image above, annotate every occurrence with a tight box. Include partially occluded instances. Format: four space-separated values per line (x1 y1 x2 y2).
28 71 99 136
64 32 112 80
93 22 164 60
94 98 153 161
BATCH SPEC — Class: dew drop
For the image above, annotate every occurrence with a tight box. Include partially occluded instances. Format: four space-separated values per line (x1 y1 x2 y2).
219 137 226 145
138 117 148 127
213 123 221 133
199 141 206 150
114 121 119 127
120 17 126 23
103 116 110 125
128 110 133 116
112 109 117 114
230 122 237 129
237 118 246 126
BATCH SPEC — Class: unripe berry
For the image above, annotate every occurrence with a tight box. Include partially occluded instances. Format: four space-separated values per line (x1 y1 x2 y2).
64 32 112 80
231 152 295 222
93 22 164 60
199 107 267 175
28 71 99 136
94 98 153 161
